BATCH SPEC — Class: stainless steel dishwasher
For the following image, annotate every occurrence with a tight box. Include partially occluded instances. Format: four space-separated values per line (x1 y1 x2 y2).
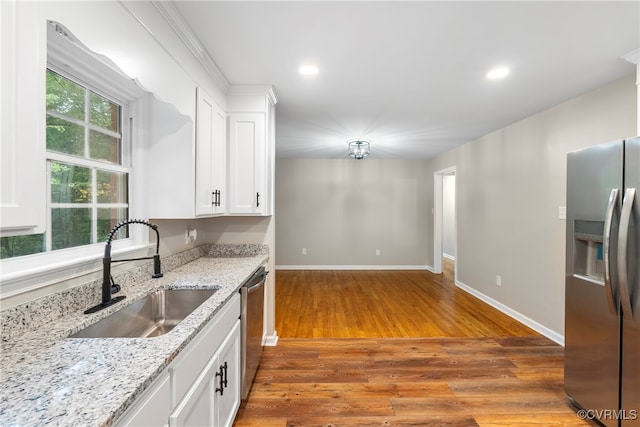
240 266 267 400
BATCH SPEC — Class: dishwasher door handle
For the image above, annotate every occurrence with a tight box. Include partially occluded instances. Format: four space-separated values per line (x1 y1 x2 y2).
244 269 268 291
246 276 267 292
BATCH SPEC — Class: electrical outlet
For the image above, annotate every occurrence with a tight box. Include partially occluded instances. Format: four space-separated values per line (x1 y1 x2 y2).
496 275 502 286
185 229 197 244
302 248 307 255
375 249 381 256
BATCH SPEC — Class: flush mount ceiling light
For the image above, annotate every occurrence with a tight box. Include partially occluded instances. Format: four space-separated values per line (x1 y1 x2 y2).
347 139 371 160
486 66 510 80
298 64 319 76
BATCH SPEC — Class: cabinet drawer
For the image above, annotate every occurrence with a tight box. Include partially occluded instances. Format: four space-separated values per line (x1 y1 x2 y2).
170 293 240 405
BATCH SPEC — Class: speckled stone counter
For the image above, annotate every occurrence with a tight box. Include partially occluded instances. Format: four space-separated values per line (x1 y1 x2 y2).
0 246 268 426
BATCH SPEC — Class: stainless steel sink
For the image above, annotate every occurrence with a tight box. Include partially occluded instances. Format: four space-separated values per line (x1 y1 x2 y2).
70 289 217 338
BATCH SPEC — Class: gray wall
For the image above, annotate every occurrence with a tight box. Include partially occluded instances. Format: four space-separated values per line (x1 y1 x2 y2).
273 74 635 339
426 74 637 337
275 159 430 267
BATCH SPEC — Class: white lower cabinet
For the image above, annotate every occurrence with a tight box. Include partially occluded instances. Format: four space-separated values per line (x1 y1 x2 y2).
169 321 241 427
115 372 171 427
115 293 241 427
214 323 241 427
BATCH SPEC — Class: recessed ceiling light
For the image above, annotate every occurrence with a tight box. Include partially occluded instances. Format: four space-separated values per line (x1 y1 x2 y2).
299 65 319 76
486 66 510 80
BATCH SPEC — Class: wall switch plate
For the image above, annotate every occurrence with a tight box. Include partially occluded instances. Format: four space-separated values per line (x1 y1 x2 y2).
375 249 381 256
302 248 307 255
559 206 567 220
496 275 502 286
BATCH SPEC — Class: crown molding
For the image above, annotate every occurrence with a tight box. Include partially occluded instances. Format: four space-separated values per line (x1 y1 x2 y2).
622 48 640 65
228 85 278 105
150 0 230 94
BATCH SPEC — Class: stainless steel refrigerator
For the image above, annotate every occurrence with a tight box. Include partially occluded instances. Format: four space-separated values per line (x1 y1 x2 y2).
565 136 639 426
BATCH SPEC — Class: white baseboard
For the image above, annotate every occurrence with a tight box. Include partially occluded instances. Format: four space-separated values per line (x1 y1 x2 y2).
455 279 564 346
263 331 279 346
275 265 430 271
443 253 455 261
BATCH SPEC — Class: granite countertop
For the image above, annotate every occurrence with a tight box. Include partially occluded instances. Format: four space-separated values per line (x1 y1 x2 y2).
0 253 267 426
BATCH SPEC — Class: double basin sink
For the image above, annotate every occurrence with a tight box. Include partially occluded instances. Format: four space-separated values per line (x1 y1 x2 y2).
70 288 217 339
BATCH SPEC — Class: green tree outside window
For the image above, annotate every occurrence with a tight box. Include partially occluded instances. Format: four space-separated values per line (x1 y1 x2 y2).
0 69 129 260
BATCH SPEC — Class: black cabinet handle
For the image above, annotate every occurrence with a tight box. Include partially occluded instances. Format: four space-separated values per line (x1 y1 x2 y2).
211 190 221 207
221 361 228 388
215 368 224 395
256 192 260 207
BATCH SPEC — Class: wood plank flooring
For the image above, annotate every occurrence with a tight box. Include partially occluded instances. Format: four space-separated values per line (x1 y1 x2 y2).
234 261 585 426
275 261 535 338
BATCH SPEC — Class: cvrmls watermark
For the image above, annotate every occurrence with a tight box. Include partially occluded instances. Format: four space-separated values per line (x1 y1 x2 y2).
577 409 638 421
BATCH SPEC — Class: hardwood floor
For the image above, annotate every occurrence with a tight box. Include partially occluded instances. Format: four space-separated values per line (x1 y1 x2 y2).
234 261 585 426
275 260 535 338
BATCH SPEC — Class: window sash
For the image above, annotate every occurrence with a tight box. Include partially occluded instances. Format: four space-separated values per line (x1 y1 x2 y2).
47 110 122 140
41 66 132 255
1 68 133 260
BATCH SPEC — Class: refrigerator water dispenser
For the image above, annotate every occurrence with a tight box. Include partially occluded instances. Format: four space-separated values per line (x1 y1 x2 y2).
573 220 605 280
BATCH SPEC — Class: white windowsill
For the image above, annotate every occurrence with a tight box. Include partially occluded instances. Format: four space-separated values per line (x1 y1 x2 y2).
0 243 153 303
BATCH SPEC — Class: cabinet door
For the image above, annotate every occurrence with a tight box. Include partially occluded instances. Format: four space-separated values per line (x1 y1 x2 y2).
228 113 266 215
195 87 226 216
211 101 227 214
169 355 218 427
115 372 170 427
0 1 46 233
169 321 241 427
169 293 240 405
215 321 241 427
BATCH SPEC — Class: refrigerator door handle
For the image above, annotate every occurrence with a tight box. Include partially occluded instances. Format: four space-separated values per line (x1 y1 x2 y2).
603 188 619 315
618 187 636 319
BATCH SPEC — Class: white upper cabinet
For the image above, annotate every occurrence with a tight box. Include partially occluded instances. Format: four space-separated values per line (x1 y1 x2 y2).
228 113 266 215
195 87 227 216
1 1 46 235
227 86 277 216
146 87 227 219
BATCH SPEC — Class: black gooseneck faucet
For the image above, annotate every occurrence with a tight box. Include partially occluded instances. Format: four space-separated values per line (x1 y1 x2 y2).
84 219 163 314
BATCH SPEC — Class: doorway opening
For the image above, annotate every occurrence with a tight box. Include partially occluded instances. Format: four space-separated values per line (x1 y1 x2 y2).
433 166 456 279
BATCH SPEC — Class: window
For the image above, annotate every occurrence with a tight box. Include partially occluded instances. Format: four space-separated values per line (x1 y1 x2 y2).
0 69 130 259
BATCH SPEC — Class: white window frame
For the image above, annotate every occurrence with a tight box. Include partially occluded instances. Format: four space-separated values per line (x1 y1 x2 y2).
45 64 132 249
0 21 149 299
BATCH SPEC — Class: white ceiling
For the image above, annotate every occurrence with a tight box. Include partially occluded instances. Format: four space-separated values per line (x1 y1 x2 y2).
173 1 639 160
